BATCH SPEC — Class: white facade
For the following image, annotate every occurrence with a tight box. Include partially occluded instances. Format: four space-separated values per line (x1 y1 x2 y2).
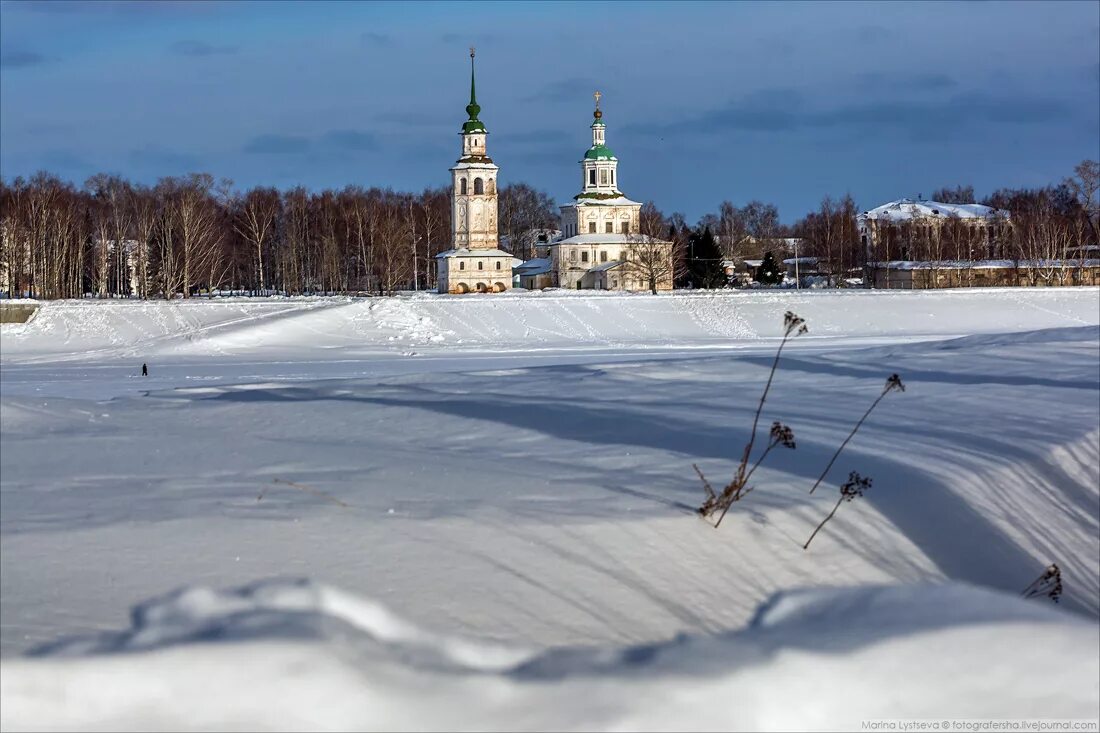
437 50 512 294
532 95 672 292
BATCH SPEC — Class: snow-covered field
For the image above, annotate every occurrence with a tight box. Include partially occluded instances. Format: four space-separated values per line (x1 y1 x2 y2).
2 288 1098 731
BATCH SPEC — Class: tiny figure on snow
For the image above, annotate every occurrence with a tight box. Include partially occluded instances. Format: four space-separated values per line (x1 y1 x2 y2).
141 363 148 377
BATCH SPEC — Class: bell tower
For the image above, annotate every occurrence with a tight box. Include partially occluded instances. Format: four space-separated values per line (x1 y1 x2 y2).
451 47 499 251
580 90 620 196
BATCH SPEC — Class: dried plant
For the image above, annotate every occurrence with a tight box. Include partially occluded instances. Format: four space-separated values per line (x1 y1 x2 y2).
1021 563 1063 603
696 311 807 527
803 471 871 549
808 374 906 495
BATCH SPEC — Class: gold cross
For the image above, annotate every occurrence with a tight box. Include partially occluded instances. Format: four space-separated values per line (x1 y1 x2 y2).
594 90 602 108
470 46 476 58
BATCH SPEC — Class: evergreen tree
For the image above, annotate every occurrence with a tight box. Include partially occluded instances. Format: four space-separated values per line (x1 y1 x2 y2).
756 251 784 285
688 226 726 288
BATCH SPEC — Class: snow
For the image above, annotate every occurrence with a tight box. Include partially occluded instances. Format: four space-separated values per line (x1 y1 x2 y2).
434 247 515 259
1 580 1095 732
2 288 1098 729
514 257 552 276
859 198 1008 222
566 195 641 206
874 259 1100 270
555 233 665 245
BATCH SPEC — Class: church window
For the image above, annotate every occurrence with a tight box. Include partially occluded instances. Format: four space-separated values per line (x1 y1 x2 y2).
600 169 608 186
581 251 589 263
589 222 596 233
589 169 596 186
460 179 467 195
611 170 615 185
459 262 465 270
474 178 484 195
478 261 483 270
570 249 577 262
495 261 501 270
621 221 630 234
606 222 613 233
600 251 608 262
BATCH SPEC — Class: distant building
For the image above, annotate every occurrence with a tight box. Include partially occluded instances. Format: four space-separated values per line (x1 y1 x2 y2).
435 50 514 294
520 94 674 292
858 198 1011 266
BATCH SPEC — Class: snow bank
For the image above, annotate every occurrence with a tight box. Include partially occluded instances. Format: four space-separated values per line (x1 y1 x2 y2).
2 288 1098 364
2 579 1095 732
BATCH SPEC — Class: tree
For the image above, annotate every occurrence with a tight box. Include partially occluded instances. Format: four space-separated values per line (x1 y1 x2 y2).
232 187 281 294
687 226 725 288
619 201 674 294
498 183 558 261
931 185 976 204
1064 159 1099 246
756 251 783 285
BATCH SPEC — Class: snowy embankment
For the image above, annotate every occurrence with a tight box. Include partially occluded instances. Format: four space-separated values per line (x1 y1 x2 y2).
3 287 1098 363
2 579 1095 732
2 288 1098 729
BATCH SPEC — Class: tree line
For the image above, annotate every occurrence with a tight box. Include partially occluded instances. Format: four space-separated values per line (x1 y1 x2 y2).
1 159 1095 298
0 173 557 299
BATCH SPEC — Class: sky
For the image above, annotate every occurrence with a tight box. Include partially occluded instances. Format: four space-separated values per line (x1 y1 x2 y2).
1 0 1098 223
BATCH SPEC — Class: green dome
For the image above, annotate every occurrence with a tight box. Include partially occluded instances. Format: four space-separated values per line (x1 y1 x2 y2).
462 119 486 133
584 144 616 160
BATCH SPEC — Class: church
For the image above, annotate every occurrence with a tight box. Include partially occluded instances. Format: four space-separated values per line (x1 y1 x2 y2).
437 52 674 294
434 50 515 294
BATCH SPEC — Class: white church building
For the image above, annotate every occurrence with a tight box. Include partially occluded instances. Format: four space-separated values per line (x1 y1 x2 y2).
437 55 672 294
435 50 515 294
524 94 674 292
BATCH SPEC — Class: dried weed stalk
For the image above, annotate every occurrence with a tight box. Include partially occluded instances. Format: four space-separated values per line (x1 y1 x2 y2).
696 311 807 527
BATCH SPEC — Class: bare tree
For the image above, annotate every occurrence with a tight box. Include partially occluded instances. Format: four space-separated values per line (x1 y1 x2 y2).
620 201 673 294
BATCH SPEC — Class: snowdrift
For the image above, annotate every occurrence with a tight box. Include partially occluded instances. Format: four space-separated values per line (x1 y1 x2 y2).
2 579 1096 732
3 288 1098 363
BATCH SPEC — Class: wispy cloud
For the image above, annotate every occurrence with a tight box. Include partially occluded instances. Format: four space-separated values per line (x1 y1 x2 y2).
0 51 49 69
243 134 310 154
522 77 600 104
623 87 1071 140
857 72 957 91
320 130 378 151
360 32 392 47
170 40 237 57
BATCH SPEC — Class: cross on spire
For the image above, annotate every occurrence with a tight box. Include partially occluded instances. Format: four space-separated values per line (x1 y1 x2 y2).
470 46 475 58
594 90 601 109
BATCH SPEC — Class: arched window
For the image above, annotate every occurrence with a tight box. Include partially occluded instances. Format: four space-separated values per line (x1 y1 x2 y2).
460 179 467 195
477 261 483 270
495 261 502 270
474 178 484 195
459 261 465 270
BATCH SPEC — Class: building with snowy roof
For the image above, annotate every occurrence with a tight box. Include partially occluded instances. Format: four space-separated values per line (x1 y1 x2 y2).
521 93 673 292
857 198 1011 266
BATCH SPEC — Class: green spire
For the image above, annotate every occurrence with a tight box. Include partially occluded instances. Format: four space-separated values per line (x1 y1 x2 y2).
462 47 485 133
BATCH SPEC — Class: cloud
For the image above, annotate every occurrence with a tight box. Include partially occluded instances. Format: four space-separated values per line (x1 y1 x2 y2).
320 130 378 151
0 51 49 69
857 72 958 91
499 130 570 145
9 0 228 15
522 77 600 104
360 32 392 46
127 147 202 171
243 134 310 154
170 40 237 57
623 87 1072 140
439 32 497 45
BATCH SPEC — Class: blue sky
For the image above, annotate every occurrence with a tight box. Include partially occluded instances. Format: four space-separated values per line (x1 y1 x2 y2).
1 0 1098 222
